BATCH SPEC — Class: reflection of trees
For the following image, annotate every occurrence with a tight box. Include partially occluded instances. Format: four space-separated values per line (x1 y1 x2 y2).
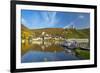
21 40 64 56
28 36 33 44
41 32 45 41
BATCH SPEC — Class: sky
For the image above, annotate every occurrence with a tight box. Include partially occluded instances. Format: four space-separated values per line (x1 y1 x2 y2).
21 9 90 29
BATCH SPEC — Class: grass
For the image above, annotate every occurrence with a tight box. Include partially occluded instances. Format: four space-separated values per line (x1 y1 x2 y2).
75 48 90 59
65 29 90 39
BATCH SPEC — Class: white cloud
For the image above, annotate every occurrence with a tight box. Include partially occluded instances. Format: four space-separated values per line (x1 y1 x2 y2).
64 15 85 28
64 22 75 29
21 18 27 25
49 12 57 25
79 15 84 19
40 12 57 27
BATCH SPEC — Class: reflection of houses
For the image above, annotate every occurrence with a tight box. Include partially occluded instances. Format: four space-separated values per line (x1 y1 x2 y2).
32 37 42 41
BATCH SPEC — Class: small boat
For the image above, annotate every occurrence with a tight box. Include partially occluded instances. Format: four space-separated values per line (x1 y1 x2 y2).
61 40 78 49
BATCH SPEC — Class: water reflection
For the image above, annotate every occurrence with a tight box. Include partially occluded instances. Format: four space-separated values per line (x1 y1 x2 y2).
21 40 88 63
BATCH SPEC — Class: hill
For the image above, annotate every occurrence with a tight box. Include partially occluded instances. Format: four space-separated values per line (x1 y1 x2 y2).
65 28 90 39
21 24 32 39
21 24 90 39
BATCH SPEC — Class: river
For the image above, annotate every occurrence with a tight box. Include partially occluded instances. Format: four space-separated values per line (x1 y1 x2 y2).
21 40 90 63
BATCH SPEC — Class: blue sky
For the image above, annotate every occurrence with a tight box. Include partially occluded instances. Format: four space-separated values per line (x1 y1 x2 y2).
21 9 90 29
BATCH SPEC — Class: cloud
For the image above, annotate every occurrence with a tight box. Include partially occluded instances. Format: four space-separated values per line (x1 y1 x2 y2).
21 18 27 25
79 15 84 19
40 11 57 27
21 17 31 28
64 22 75 29
49 12 57 25
64 15 85 29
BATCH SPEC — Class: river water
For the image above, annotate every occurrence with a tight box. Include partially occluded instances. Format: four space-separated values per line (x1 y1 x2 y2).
21 40 89 63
